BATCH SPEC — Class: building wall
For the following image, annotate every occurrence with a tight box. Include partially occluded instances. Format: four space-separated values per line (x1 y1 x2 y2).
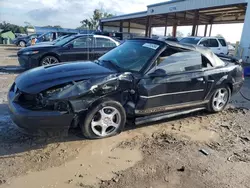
147 0 247 15
103 26 145 35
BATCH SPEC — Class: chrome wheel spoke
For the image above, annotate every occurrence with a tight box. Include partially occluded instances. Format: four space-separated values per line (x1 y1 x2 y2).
212 88 228 111
111 121 119 128
91 119 102 127
99 108 107 118
101 126 107 136
42 57 58 66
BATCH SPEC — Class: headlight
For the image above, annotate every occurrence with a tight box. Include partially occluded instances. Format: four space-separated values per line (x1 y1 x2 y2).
22 51 39 55
44 83 73 98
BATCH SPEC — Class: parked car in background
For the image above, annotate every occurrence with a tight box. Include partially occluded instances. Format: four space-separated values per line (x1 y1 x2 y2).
35 31 78 44
158 36 179 42
17 34 120 69
180 37 229 55
33 34 75 46
9 39 244 139
12 34 39 47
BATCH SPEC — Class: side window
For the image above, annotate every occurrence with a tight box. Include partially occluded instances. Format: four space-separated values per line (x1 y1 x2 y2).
208 39 219 47
201 55 212 68
200 39 209 47
218 39 227 47
44 33 53 41
156 51 203 74
72 37 93 48
95 38 116 48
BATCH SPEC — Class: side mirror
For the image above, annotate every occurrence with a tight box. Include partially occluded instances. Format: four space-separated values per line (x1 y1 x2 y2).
66 43 73 49
148 69 166 78
199 44 205 47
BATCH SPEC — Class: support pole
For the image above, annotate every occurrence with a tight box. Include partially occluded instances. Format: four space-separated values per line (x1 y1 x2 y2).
195 25 199 36
119 21 123 33
145 16 152 37
204 24 208 36
128 21 131 33
164 14 168 36
172 23 177 37
209 24 213 36
145 16 149 37
191 10 198 36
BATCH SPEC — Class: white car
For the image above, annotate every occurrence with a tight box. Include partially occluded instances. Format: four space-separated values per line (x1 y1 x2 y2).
180 37 229 55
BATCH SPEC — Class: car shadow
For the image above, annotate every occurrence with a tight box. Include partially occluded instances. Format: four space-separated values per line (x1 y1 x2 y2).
4 48 21 51
0 66 25 74
0 100 207 157
8 55 17 58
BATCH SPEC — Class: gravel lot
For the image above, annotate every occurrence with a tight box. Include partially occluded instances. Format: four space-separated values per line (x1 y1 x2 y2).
0 46 250 188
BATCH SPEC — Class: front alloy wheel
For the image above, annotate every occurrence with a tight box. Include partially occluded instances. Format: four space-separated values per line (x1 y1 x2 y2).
91 106 121 137
81 100 126 139
41 56 59 66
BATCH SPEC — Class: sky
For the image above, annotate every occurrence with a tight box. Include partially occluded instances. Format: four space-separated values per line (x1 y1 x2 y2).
0 0 244 43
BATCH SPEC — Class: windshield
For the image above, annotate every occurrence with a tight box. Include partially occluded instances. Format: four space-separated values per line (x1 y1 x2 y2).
180 37 201 44
54 35 76 46
52 35 70 44
99 41 161 72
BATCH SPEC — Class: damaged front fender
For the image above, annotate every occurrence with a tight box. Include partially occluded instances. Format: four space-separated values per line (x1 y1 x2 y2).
41 72 135 114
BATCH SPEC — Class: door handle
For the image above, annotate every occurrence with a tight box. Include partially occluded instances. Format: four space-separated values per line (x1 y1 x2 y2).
196 77 204 81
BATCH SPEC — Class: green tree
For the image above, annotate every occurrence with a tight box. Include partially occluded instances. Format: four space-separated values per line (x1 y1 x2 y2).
216 34 223 38
176 31 184 37
0 21 26 33
78 9 114 30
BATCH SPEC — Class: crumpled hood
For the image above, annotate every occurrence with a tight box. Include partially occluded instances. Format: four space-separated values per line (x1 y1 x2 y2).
15 61 116 94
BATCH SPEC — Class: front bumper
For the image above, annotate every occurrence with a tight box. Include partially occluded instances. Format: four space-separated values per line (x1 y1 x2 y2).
8 90 74 136
18 54 40 69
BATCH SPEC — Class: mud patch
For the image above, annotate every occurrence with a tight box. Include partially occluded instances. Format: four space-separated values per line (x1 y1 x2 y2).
1 137 142 188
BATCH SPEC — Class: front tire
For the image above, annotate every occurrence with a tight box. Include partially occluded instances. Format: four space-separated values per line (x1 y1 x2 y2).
80 100 126 139
207 86 231 112
19 41 26 47
40 56 59 66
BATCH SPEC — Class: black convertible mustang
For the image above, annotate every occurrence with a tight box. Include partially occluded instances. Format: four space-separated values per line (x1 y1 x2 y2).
8 39 244 139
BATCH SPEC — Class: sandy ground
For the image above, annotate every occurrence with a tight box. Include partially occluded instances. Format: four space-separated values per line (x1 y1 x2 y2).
0 46 250 188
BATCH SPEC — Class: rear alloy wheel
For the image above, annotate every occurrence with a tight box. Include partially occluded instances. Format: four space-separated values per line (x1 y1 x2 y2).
19 41 26 47
208 86 231 112
40 56 59 66
81 100 126 139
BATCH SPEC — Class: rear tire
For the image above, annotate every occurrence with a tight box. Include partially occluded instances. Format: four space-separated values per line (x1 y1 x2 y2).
80 100 126 139
207 86 231 112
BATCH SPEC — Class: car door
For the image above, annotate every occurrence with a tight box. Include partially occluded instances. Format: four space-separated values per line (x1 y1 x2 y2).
59 36 94 62
218 38 228 55
136 51 208 114
92 36 118 60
